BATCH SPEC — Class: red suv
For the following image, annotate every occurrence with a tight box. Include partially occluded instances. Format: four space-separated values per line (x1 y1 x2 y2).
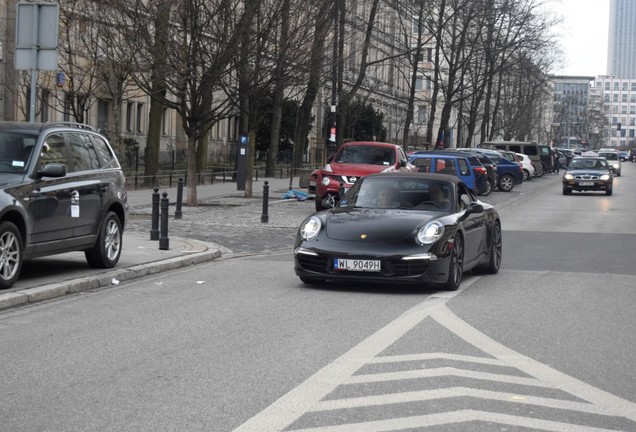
309 141 414 211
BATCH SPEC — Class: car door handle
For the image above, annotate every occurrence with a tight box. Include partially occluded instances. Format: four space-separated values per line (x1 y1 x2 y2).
100 186 109 193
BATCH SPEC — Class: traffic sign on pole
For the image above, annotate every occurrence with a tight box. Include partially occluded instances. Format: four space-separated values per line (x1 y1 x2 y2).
15 2 59 71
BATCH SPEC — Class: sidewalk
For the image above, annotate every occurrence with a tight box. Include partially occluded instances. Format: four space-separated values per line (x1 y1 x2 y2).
0 176 307 312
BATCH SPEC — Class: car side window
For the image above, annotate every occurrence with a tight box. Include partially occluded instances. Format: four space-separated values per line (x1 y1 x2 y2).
412 157 432 173
68 132 100 172
92 135 119 168
523 146 538 156
38 133 68 168
458 159 470 175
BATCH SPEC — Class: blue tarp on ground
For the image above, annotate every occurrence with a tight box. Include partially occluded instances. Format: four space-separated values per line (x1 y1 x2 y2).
282 189 309 201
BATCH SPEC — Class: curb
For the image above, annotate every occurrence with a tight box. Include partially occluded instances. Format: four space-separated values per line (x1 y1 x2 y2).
0 245 221 312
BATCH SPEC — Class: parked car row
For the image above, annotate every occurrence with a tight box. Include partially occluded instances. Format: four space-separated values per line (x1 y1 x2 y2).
308 142 538 212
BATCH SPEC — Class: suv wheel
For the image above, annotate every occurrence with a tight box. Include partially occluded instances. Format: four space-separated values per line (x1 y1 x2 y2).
85 212 123 268
497 174 514 192
0 221 23 289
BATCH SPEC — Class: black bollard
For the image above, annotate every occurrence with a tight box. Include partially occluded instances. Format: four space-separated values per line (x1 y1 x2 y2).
150 187 159 240
261 180 269 223
175 177 184 219
159 191 170 250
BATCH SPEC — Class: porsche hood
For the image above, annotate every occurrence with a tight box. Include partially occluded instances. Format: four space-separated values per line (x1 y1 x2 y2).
324 209 438 241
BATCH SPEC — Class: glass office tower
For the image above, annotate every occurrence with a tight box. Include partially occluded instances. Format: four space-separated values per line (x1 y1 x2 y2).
607 0 636 78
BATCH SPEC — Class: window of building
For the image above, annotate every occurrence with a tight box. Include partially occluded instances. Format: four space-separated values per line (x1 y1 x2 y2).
418 105 427 124
630 129 635 138
64 93 73 122
605 82 610 90
415 77 423 90
136 103 144 133
613 93 619 102
631 105 636 115
603 94 610 102
632 82 636 92
614 82 619 90
40 89 50 122
97 99 109 131
412 18 421 33
622 94 628 103
161 108 169 136
126 102 134 132
622 82 628 91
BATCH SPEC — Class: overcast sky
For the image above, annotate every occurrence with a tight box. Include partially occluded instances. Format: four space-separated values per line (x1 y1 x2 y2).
550 0 610 77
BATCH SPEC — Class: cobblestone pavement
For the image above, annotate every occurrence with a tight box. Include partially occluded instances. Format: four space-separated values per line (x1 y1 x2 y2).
126 174 561 255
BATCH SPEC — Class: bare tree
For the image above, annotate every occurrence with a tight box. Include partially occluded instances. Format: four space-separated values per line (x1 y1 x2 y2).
55 0 106 123
123 0 261 205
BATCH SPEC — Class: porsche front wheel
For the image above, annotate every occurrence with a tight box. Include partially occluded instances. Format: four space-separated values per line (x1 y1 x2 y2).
442 234 464 291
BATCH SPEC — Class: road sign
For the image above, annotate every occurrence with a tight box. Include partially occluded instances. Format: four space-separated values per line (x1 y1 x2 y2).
15 2 59 70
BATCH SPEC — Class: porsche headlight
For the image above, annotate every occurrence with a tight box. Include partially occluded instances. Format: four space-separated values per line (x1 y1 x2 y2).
417 221 445 245
600 174 611 181
300 216 322 240
564 173 574 180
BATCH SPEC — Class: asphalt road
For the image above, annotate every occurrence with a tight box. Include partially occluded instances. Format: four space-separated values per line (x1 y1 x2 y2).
1 164 636 431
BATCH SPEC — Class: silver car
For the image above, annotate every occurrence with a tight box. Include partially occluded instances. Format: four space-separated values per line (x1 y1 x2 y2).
598 151 621 176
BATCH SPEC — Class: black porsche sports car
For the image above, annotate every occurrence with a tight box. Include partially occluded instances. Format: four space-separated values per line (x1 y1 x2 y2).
294 173 502 291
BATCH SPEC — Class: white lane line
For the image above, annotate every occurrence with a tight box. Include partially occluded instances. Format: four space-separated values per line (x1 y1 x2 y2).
344 366 552 388
288 410 622 432
231 279 473 432
367 352 507 366
431 305 636 421
311 387 608 416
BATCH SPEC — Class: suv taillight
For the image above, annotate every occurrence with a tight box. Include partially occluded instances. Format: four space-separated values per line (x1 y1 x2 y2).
474 167 487 175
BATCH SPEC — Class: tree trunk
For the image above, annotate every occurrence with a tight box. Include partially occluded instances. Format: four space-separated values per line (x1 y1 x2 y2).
186 135 198 206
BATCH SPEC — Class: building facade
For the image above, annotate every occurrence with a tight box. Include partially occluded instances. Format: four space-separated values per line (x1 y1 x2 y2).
594 76 636 149
607 0 636 79
550 75 595 148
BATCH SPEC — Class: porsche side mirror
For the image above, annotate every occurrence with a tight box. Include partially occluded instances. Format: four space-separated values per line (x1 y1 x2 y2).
466 202 484 214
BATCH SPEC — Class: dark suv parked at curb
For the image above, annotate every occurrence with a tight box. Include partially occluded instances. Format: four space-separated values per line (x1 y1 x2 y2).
0 122 128 289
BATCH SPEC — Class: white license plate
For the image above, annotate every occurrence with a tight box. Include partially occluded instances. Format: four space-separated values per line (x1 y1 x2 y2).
334 258 381 272
579 181 594 186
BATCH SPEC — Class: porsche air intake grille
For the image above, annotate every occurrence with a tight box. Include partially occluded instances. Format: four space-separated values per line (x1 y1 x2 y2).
297 254 329 273
389 260 429 276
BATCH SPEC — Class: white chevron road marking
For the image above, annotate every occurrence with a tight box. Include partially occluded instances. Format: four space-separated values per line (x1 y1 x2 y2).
288 410 624 432
344 366 552 387
233 278 636 431
311 387 610 415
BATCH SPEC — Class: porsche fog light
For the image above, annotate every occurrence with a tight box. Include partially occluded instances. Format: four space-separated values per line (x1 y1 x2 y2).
321 176 331 186
300 216 322 240
417 221 444 245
